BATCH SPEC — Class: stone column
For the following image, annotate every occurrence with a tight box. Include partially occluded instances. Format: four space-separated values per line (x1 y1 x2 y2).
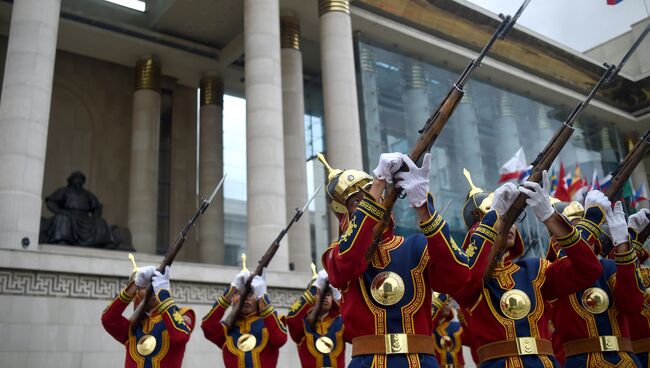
0 0 61 249
319 0 363 170
280 15 310 271
494 94 521 165
198 74 225 264
127 56 161 254
454 87 485 187
245 0 288 271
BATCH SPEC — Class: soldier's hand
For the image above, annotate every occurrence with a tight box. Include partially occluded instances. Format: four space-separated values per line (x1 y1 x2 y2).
584 190 610 213
134 265 156 288
314 269 328 290
251 275 267 299
606 201 629 246
629 208 650 233
331 286 342 302
518 170 554 222
230 270 251 291
394 153 431 207
491 182 518 216
152 266 171 295
373 152 403 183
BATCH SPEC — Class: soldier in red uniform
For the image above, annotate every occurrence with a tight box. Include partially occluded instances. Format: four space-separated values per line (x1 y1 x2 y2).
201 270 288 368
432 295 465 368
549 199 645 367
456 172 604 367
286 269 346 367
101 264 194 368
320 152 471 367
622 209 650 367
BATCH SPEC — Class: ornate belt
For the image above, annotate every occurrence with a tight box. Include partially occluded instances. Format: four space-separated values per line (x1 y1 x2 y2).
477 337 554 363
351 334 435 356
563 336 632 357
632 337 650 353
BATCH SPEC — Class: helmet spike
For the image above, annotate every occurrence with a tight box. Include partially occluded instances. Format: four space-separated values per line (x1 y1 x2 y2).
128 253 138 282
317 153 342 181
310 262 318 280
241 253 249 273
463 168 485 198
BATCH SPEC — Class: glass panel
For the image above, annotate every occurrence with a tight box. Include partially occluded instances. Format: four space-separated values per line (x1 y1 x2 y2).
356 40 622 258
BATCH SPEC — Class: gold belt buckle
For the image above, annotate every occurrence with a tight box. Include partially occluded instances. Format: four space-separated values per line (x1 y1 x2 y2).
599 336 619 352
516 337 538 355
385 333 409 354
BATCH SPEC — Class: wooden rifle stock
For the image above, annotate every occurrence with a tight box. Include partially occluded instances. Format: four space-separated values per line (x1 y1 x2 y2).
224 186 322 329
129 176 226 323
306 281 330 329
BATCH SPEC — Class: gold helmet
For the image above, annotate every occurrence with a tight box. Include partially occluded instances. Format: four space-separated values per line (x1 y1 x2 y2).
462 169 493 229
317 153 373 215
551 200 584 221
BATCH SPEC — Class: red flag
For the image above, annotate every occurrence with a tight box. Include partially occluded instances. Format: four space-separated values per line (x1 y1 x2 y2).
568 164 587 197
555 163 571 201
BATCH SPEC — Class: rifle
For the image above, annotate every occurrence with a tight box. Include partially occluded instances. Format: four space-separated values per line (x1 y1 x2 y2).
224 185 323 329
485 23 650 280
365 0 532 261
306 280 330 329
129 174 227 323
604 129 650 240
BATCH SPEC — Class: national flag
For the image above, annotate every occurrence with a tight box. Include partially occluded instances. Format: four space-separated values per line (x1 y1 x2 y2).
600 174 612 191
568 164 587 197
555 162 571 201
519 165 533 182
589 169 601 191
623 179 635 200
549 168 558 195
498 147 528 183
632 184 649 208
607 0 623 5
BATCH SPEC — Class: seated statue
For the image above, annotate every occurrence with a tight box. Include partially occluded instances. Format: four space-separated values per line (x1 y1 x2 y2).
40 171 116 248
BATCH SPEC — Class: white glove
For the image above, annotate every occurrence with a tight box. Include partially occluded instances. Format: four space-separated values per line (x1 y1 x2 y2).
331 286 342 302
230 270 251 291
251 275 267 299
519 170 554 222
629 208 650 234
584 190 610 214
134 265 156 288
491 182 519 216
373 152 403 183
606 201 629 246
152 266 171 295
314 269 328 290
394 153 431 207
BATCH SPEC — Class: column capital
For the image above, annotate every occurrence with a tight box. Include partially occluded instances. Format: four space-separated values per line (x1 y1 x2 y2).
200 74 224 106
318 0 350 17
280 15 301 50
134 55 161 91
407 63 426 90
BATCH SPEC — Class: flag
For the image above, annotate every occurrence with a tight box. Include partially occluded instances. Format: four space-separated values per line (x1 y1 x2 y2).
519 165 533 182
555 162 571 201
600 173 612 191
549 168 558 195
623 179 635 201
568 164 587 198
607 0 623 5
632 184 648 208
498 147 528 183
589 169 600 191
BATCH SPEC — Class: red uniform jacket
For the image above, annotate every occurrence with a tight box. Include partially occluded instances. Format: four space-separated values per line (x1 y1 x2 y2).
101 288 194 368
457 209 602 367
201 287 288 368
286 285 346 367
628 232 650 368
322 193 471 367
550 211 645 368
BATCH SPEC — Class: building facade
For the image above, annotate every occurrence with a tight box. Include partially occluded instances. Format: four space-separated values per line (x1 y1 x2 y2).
0 0 649 367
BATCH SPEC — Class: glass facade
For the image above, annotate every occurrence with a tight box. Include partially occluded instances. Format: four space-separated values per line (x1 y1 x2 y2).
356 40 624 258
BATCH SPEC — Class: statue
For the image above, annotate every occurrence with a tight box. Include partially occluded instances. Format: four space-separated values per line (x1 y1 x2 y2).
40 171 131 249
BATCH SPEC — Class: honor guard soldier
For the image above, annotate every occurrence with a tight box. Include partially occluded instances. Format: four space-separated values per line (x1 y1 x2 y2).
201 261 288 368
286 268 346 367
549 198 645 367
456 172 603 367
432 294 465 368
101 258 194 368
319 152 471 367
620 209 650 366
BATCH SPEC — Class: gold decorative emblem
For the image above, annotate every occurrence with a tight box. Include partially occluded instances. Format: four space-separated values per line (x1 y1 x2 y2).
136 334 157 356
385 333 409 354
315 336 334 354
499 289 531 320
582 287 609 314
370 272 405 306
440 335 452 351
237 333 257 352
